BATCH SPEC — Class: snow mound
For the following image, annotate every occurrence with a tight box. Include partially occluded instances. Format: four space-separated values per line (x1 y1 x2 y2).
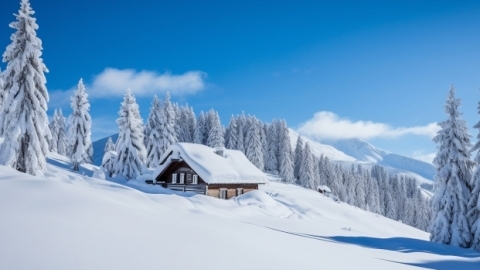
235 190 293 218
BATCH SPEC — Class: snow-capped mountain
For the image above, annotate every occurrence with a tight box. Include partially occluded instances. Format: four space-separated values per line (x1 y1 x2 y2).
289 129 436 182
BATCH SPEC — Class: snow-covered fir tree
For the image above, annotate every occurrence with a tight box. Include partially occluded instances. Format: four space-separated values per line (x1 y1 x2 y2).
299 142 315 189
225 115 238 150
186 105 196 142
161 92 178 149
48 108 67 155
265 123 278 172
260 123 268 170
0 68 4 110
430 86 473 248
48 109 60 153
237 122 245 153
104 137 115 154
68 79 93 171
194 111 206 144
353 166 366 209
468 95 480 251
245 117 264 170
0 0 51 175
56 109 67 156
177 105 195 143
206 110 224 148
413 189 430 231
365 172 381 214
293 136 304 181
276 119 294 182
145 95 164 168
101 151 117 178
113 89 147 179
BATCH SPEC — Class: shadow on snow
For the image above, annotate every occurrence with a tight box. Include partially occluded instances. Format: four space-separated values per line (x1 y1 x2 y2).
258 226 480 270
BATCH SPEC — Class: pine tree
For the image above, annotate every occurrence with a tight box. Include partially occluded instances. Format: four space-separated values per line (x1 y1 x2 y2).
101 151 117 178
207 110 224 148
237 121 245 153
413 189 430 231
225 115 238 150
0 0 50 175
56 109 67 156
260 123 268 170
299 142 315 189
245 117 264 170
145 95 164 168
177 105 194 143
104 137 115 154
48 109 60 153
113 89 147 179
0 68 4 112
468 94 480 251
265 123 279 172
293 136 304 182
365 173 381 214
68 79 93 171
430 86 473 248
161 92 178 149
194 111 206 144
276 119 294 182
186 105 196 142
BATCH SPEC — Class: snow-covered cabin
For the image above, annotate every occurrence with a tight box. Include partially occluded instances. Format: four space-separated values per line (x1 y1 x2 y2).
152 143 268 199
317 185 331 195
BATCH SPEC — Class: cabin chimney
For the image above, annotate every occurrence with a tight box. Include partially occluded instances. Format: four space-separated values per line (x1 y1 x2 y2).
214 147 226 157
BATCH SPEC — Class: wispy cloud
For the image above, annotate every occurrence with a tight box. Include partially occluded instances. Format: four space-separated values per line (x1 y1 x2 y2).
89 68 207 98
48 68 207 108
297 111 439 140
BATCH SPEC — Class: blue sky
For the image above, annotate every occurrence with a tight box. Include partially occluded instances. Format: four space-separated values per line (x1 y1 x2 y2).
1 0 480 163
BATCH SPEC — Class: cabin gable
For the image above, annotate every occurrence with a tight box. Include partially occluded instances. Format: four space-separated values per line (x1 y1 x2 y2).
156 161 207 185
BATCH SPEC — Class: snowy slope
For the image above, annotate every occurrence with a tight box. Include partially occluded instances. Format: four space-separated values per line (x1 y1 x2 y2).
328 139 436 180
1 157 479 269
290 129 436 181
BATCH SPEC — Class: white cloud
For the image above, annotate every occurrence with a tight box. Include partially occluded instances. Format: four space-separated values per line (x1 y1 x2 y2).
47 68 207 108
411 151 436 164
89 68 207 97
297 111 440 140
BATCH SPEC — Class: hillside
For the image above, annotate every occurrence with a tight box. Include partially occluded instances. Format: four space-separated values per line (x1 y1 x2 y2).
0 154 478 269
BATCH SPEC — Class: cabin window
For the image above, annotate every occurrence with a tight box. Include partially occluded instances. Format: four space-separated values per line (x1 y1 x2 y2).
236 188 243 196
186 173 192 184
172 174 177 184
219 188 227 199
180 173 185 184
192 175 198 185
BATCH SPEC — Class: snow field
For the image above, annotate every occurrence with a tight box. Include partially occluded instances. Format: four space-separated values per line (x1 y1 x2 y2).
0 157 479 270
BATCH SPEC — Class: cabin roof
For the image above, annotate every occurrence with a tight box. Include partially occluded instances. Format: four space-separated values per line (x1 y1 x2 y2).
317 185 331 193
153 143 268 184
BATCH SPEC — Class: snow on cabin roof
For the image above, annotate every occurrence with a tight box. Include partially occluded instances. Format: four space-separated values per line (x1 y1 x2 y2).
317 185 331 193
153 143 268 184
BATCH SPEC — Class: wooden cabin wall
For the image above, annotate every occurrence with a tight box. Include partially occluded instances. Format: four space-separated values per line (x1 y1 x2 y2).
207 184 258 199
